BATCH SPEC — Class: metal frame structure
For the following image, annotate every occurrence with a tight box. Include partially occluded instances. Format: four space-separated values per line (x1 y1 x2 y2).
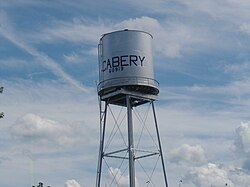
95 89 168 187
96 29 168 187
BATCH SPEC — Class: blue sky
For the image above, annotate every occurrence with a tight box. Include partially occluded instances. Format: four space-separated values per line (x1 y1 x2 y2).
1 0 250 187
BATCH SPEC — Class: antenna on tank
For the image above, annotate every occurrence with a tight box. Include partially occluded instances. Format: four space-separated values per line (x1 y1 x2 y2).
95 30 168 187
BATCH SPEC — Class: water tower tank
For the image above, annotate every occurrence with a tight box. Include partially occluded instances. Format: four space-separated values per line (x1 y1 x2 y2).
98 30 159 97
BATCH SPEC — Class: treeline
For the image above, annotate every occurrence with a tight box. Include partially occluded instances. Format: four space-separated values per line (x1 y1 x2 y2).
32 182 51 187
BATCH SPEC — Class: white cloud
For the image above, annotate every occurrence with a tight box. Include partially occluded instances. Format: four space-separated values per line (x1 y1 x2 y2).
184 163 234 187
65 179 81 187
11 113 74 146
115 16 162 33
233 121 250 156
169 144 207 166
115 16 183 58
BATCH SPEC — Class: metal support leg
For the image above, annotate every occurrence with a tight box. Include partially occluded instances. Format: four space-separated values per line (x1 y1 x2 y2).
152 101 169 187
96 101 108 187
127 96 136 187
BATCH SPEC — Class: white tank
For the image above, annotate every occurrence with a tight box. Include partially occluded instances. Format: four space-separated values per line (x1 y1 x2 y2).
98 30 159 96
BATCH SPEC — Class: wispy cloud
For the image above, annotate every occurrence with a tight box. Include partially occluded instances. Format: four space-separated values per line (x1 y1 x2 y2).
32 17 111 44
0 13 89 93
175 0 250 22
27 16 208 59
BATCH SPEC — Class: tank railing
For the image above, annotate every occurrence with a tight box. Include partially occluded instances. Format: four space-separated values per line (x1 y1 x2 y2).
98 77 159 92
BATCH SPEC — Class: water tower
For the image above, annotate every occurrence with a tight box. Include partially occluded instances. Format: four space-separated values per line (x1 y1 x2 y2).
96 30 168 187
